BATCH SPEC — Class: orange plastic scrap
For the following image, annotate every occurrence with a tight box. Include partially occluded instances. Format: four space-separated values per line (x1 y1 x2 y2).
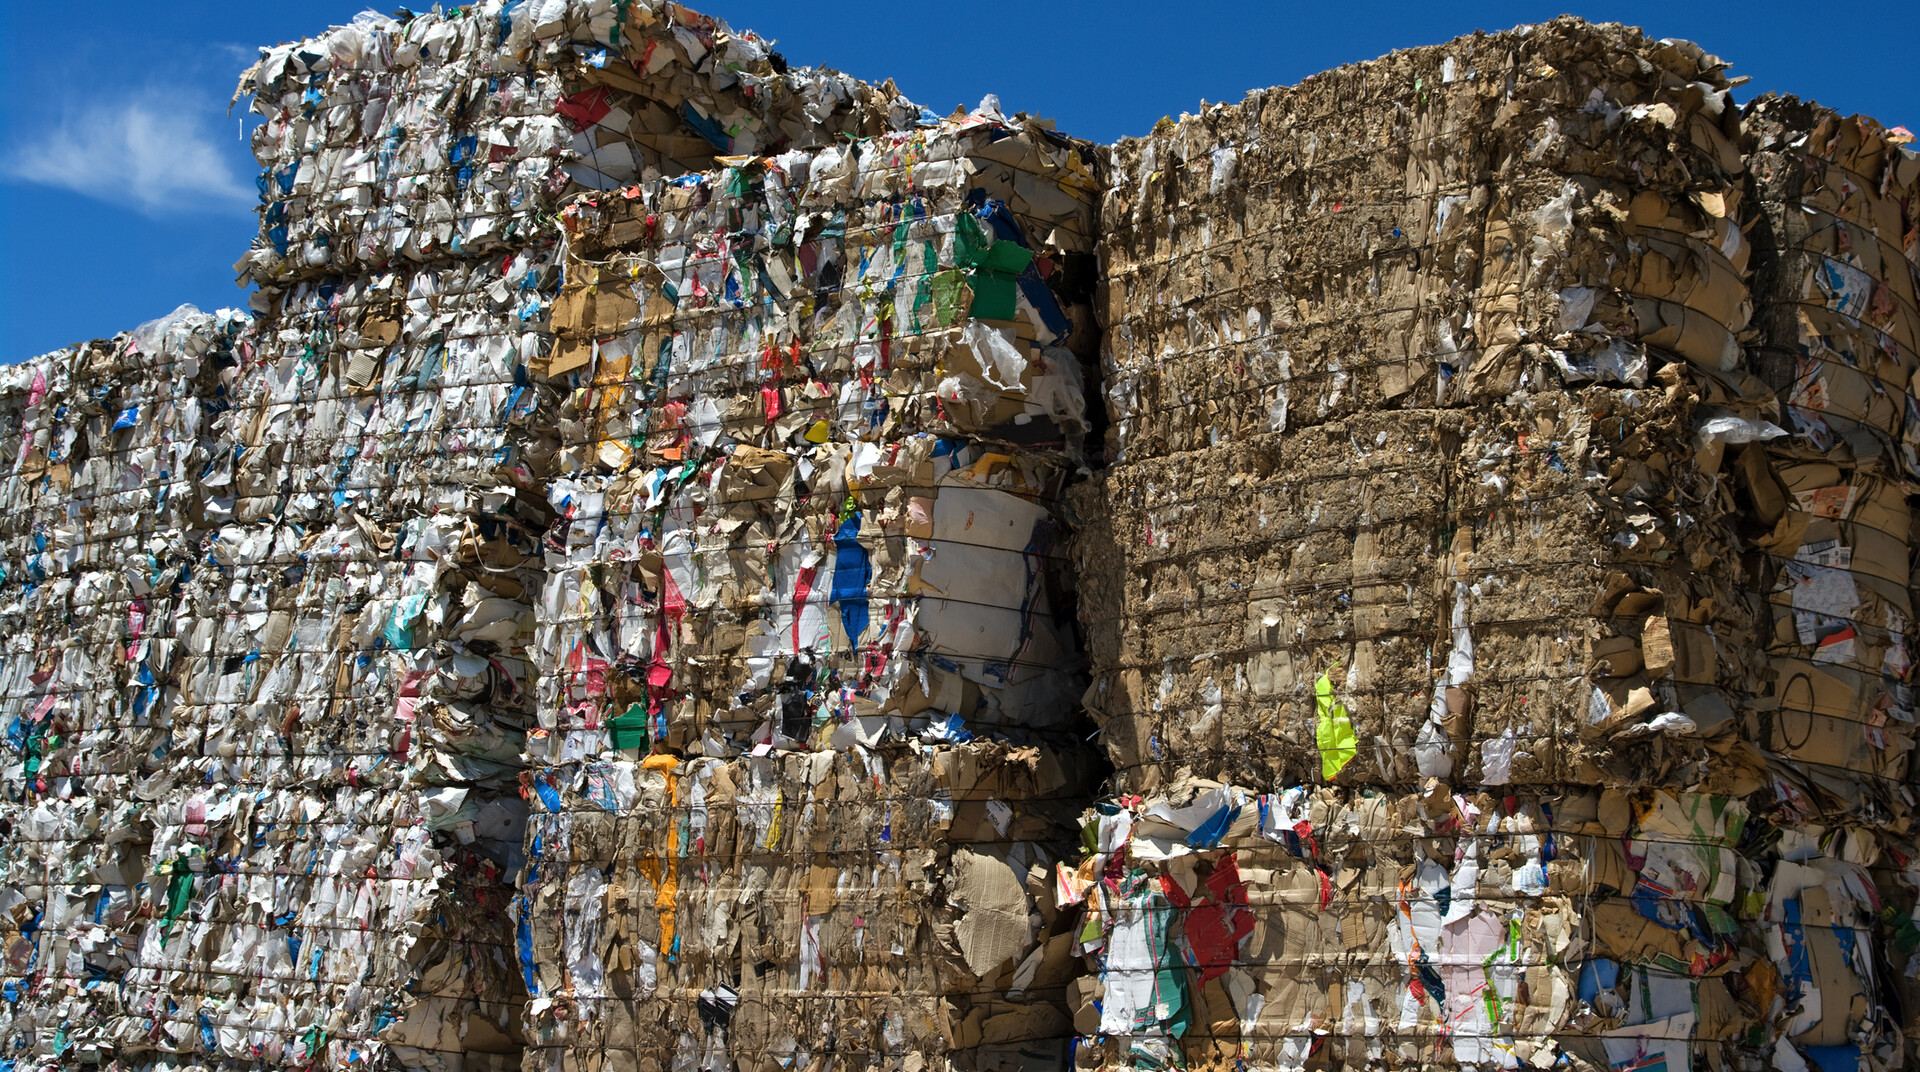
641 753 682 954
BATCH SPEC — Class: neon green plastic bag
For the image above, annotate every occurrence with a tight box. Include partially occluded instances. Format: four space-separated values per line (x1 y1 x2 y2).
1315 671 1357 780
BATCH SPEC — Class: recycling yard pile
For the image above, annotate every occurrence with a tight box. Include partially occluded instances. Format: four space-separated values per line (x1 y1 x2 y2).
1065 22 1920 1072
513 113 1105 1069
0 3 1916 1071
1065 21 1779 1069
0 2 924 1069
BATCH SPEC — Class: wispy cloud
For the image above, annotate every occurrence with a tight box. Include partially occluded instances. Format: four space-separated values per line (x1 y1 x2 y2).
4 88 255 215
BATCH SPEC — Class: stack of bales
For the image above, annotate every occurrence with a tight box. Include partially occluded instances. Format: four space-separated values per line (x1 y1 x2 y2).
1062 19 1801 1072
1744 99 1920 1069
513 112 1107 1072
1076 18 1765 799
0 6 1915 1072
0 1 929 1069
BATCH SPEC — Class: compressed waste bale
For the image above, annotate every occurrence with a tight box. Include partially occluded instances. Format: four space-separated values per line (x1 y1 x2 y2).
1744 99 1920 1067
232 1 916 290
513 111 1107 1072
1074 19 1763 803
0 5 1915 1072
0 0 926 1063
1746 100 1920 808
518 738 1096 1072
1055 780 1761 1072
0 289 547 1069
1058 17 1916 1072
0 313 245 1067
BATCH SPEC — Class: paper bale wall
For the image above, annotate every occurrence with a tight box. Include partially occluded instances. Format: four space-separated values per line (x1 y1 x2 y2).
1742 99 1920 1068
1055 781 1757 1071
1073 19 1763 795
1744 99 1920 810
231 0 917 291
1 6 1917 1072
0 300 541 1072
1059 19 1919 1072
0 1 938 1070
511 115 1107 1072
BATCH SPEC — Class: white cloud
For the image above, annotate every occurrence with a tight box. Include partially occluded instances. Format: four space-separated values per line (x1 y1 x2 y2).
4 89 254 215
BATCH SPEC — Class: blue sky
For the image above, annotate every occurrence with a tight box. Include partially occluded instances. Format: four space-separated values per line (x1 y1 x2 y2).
2 0 1914 362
